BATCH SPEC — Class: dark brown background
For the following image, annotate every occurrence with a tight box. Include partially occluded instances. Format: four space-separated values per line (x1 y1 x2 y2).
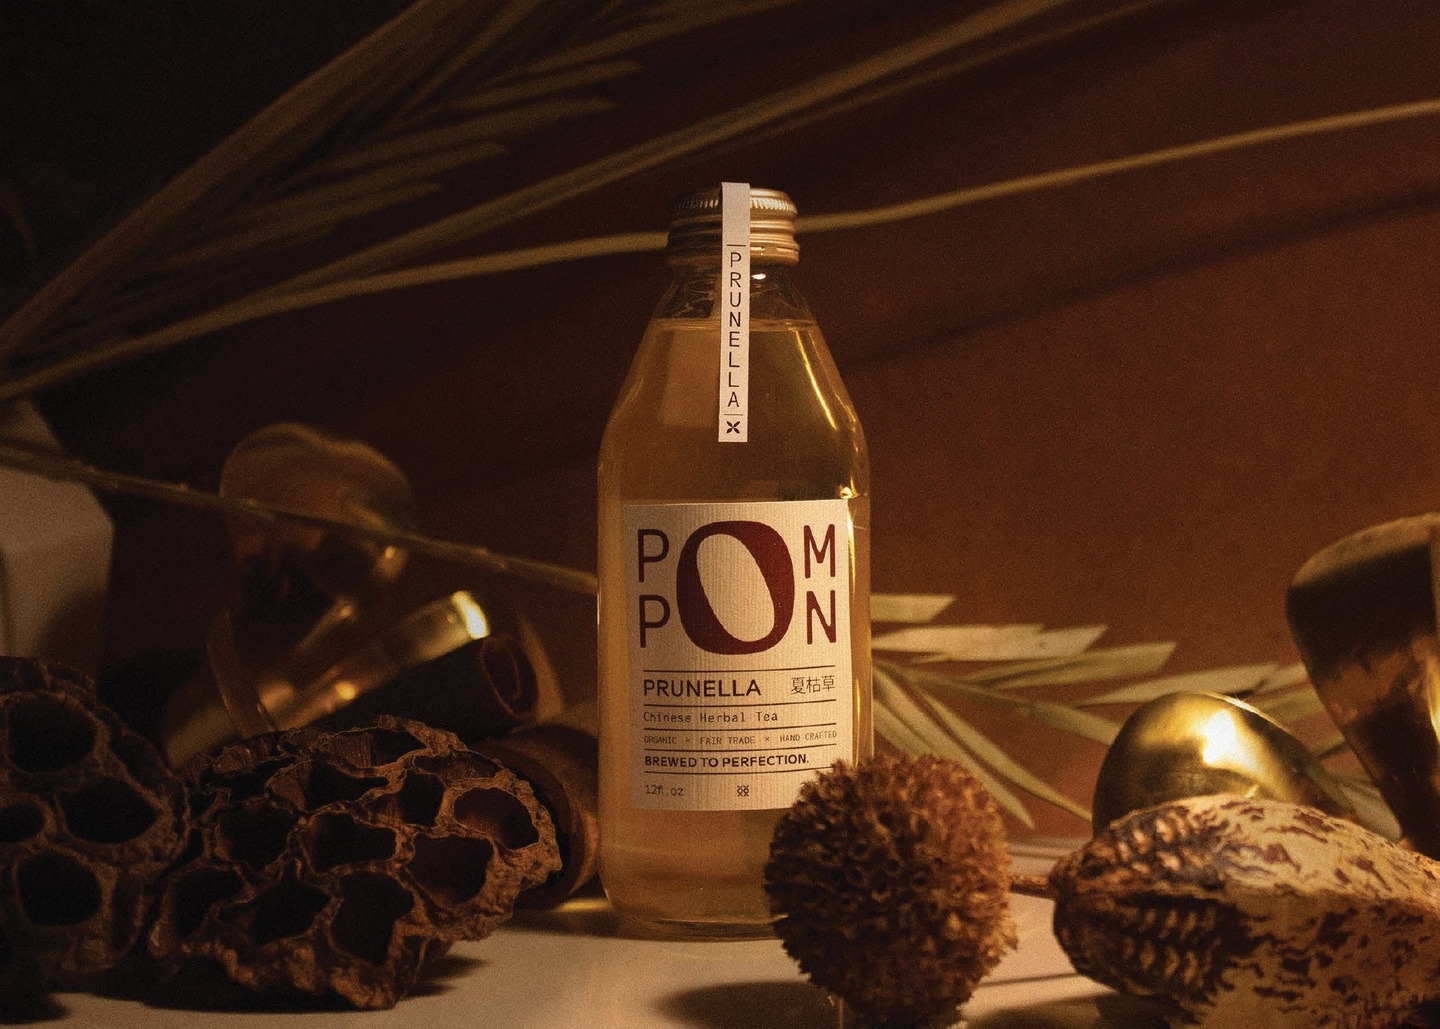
6 0 1440 835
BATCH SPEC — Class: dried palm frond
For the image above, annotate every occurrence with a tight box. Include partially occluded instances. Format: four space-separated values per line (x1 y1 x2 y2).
9 85 1440 404
11 0 1436 405
0 0 825 370
870 594 1360 830
0 0 1121 399
1 0 605 357
874 663 1036 826
871 623 1106 662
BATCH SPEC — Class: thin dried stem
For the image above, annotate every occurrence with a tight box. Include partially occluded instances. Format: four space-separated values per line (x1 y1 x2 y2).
0 437 598 596
1009 873 1055 898
798 96 1440 234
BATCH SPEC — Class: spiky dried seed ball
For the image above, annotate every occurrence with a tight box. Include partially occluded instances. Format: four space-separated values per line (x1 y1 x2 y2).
765 753 1015 1027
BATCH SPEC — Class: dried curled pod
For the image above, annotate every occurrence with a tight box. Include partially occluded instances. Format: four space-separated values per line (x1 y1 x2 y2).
765 754 1015 1028
147 717 559 1008
0 658 188 999
1048 794 1440 1028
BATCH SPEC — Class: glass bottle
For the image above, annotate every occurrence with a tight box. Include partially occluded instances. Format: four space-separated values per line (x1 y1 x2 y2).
597 185 871 937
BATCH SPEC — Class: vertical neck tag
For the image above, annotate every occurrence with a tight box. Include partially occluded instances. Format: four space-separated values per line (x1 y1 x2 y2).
718 181 750 443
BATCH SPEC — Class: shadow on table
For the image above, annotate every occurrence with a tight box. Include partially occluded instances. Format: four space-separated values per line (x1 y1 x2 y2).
658 980 842 1028
410 952 490 999
0 993 67 1025
66 949 489 1012
969 992 1170 1028
659 980 1170 1029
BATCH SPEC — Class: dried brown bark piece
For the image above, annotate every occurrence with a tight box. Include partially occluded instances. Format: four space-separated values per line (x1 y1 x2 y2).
474 721 598 907
147 717 559 1009
0 658 189 1000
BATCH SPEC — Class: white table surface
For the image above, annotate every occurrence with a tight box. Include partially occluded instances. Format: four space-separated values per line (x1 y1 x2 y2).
51 841 1167 1029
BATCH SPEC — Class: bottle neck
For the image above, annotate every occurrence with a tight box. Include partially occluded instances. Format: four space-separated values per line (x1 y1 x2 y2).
656 258 812 323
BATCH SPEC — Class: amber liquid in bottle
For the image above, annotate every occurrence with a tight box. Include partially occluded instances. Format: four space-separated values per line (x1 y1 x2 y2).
598 195 870 937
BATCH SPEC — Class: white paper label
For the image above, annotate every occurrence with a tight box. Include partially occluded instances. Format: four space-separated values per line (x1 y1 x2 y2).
718 181 750 443
622 499 854 810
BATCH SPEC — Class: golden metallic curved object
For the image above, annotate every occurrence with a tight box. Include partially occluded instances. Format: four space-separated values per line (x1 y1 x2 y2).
1091 691 1358 833
162 590 508 766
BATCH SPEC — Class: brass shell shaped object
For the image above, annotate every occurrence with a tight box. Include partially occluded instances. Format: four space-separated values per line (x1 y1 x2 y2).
1286 512 1440 858
220 421 417 611
1091 691 1357 833
160 591 537 767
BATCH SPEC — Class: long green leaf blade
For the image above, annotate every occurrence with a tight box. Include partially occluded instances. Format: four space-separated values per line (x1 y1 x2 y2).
913 687 1091 821
873 623 1105 662
1248 685 1325 723
874 665 1035 826
1078 663 1279 706
893 662 1123 746
870 593 954 624
955 643 1176 690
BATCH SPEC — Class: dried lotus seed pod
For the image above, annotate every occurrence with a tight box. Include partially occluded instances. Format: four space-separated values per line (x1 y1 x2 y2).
148 717 559 1009
0 658 188 999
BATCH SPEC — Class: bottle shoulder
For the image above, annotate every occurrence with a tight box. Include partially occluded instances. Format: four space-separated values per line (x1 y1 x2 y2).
602 263 865 502
654 264 813 323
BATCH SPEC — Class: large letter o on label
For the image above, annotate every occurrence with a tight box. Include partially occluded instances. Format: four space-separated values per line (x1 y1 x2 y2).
676 521 793 654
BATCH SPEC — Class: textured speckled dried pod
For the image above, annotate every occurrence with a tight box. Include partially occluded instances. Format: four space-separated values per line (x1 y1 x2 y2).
147 717 559 1009
0 659 189 999
1050 795 1440 1028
